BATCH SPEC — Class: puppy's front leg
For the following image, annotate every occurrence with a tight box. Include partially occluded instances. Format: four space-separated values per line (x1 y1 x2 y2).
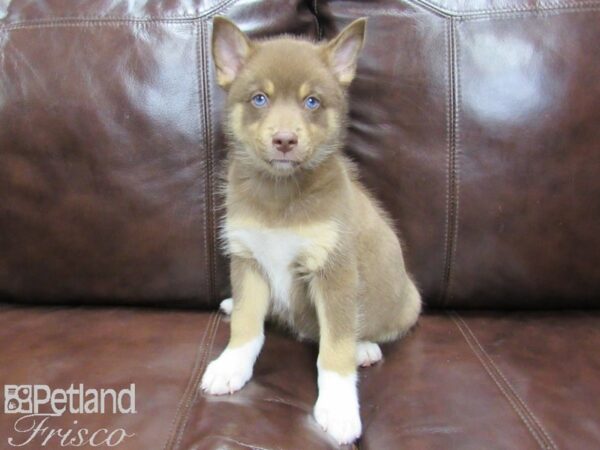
201 257 269 395
311 260 361 445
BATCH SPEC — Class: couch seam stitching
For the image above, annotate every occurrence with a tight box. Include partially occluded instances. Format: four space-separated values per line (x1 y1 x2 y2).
449 312 546 448
194 20 210 310
454 313 559 450
447 19 461 306
441 17 459 307
200 19 217 305
460 5 600 21
4 1 595 32
206 19 218 305
2 21 193 32
411 0 600 17
172 313 222 450
199 436 275 450
450 312 555 449
0 0 240 30
313 0 323 40
440 18 451 305
162 311 216 450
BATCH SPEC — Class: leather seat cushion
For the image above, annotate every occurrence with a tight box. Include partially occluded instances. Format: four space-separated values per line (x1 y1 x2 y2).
1 305 598 449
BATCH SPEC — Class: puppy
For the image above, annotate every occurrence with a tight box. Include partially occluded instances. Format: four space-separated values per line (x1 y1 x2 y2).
201 17 421 445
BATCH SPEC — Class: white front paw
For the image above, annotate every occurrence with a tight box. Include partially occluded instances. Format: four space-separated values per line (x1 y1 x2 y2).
314 394 362 444
314 370 362 444
200 355 253 395
219 298 233 315
200 336 264 395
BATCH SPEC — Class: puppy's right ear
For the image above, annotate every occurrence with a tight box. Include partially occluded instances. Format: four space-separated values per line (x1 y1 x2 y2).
212 17 252 88
325 18 366 86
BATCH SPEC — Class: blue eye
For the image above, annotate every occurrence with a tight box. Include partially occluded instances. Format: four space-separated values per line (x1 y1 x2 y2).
251 93 268 108
304 96 321 110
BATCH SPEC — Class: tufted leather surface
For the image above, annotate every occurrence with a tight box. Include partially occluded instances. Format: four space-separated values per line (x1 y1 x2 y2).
2 0 599 308
0 0 318 307
319 0 600 309
0 305 216 449
1 305 599 449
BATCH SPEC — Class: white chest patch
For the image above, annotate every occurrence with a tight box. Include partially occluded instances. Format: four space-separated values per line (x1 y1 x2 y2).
225 218 339 314
228 227 306 313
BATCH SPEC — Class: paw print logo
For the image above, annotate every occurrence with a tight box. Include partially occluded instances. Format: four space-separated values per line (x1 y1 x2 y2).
4 385 33 414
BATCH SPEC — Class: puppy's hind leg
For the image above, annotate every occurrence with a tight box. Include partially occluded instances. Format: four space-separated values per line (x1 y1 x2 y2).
356 341 382 367
397 277 422 337
355 280 420 367
201 257 269 395
377 277 422 343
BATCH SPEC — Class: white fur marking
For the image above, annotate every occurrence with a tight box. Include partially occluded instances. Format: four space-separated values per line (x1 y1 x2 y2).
314 368 361 444
200 335 264 395
227 227 307 315
220 297 233 315
356 341 382 367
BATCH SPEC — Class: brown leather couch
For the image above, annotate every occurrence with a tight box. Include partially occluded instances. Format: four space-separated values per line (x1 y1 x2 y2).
1 1 599 449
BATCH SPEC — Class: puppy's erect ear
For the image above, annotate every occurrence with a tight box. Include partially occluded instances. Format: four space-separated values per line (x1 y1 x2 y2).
325 18 367 86
212 16 252 88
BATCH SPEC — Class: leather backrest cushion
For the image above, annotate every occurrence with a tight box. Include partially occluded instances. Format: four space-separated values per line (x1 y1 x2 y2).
321 0 600 308
2 0 599 309
0 0 318 307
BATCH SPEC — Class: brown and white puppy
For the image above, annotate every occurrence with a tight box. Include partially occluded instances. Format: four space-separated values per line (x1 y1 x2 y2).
200 17 421 445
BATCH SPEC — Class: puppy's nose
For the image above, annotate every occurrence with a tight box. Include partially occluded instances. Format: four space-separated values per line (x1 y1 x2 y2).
272 131 298 154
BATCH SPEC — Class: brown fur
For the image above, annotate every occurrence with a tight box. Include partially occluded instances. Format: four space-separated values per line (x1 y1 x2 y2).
206 17 421 441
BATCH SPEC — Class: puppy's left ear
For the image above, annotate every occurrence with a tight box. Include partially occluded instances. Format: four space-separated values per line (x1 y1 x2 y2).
325 18 367 86
212 16 252 88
